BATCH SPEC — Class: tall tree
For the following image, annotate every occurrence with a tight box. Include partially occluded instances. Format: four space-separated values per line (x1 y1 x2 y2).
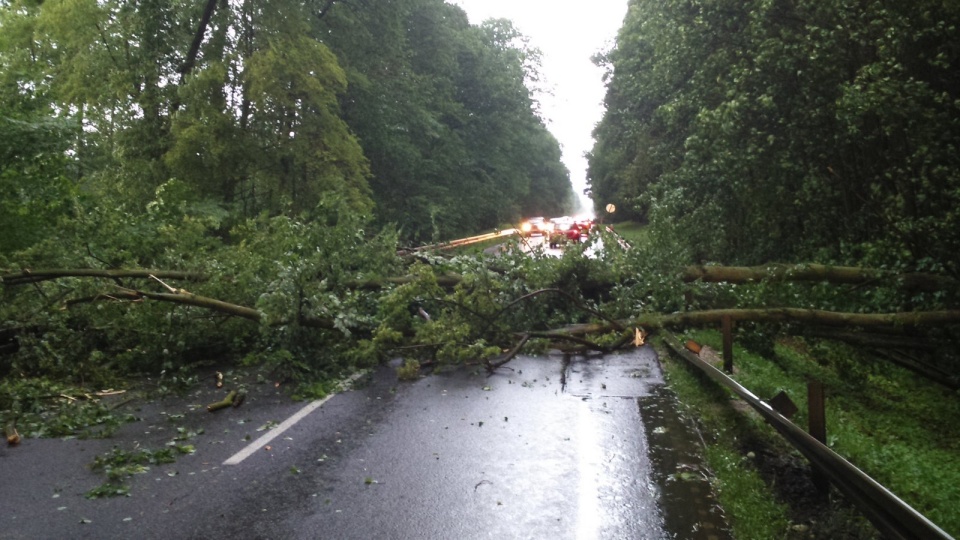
320 0 573 242
1 0 572 248
589 0 960 271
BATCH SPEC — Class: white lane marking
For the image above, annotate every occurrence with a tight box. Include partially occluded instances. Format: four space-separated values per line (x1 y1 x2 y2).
223 372 366 466
576 401 601 540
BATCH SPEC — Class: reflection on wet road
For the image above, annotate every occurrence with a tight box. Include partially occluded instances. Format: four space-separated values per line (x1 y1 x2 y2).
516 233 602 258
280 347 731 539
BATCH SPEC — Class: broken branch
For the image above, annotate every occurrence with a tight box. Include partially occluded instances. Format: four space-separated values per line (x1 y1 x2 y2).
149 274 179 294
5 418 20 446
681 263 958 292
207 390 238 412
484 334 530 373
114 287 341 330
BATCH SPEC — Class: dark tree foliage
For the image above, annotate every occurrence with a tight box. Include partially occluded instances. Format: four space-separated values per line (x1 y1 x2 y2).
320 1 574 242
0 0 570 244
0 0 573 384
588 0 960 272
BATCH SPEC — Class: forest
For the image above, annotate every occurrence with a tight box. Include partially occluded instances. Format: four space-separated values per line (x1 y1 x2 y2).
589 0 960 272
0 0 574 251
0 0 579 381
3 0 960 537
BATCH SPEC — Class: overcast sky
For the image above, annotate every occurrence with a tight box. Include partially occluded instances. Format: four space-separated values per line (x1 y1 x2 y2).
450 0 628 215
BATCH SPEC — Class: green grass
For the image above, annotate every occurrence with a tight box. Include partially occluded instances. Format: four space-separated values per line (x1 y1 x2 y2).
704 445 791 537
658 337 794 539
608 220 649 246
661 329 960 538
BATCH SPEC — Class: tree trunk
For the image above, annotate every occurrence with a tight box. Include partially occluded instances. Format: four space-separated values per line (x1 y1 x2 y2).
124 288 339 330
681 263 957 292
2 269 204 286
547 308 960 337
178 0 220 82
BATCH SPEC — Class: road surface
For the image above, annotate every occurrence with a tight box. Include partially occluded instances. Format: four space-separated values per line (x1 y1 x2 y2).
0 348 729 539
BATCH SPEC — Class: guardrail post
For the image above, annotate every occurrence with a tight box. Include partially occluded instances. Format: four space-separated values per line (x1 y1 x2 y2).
721 315 733 373
808 380 830 496
664 333 954 539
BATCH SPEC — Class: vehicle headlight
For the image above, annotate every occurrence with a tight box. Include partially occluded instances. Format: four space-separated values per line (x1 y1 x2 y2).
521 222 532 232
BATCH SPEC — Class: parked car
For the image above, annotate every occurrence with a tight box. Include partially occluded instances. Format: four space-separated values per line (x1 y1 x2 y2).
547 217 580 247
547 216 596 247
575 217 595 234
520 217 551 237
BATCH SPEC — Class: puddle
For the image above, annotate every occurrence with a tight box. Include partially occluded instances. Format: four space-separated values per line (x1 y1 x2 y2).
639 385 733 540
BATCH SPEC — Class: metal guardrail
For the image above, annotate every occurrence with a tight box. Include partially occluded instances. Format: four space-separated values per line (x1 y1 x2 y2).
410 222 628 254
603 225 631 250
406 229 518 253
661 332 954 540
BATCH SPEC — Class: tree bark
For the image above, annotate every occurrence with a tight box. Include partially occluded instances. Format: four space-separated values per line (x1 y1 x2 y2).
179 0 220 82
681 263 957 292
120 287 339 330
2 269 204 286
546 308 960 337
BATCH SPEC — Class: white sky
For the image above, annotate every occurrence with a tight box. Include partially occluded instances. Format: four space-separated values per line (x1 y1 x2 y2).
451 0 628 216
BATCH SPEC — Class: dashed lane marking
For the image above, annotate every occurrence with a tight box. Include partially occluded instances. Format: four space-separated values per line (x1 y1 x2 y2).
223 372 366 466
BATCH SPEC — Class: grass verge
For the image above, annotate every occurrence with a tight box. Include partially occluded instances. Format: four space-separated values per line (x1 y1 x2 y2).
656 337 794 539
657 329 959 539
608 220 649 245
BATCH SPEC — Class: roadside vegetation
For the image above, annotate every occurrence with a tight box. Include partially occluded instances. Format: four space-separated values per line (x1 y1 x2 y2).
588 0 960 277
585 2 960 533
660 329 960 539
607 220 648 246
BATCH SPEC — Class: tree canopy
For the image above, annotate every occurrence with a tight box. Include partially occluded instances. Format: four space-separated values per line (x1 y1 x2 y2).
3 3 960 535
0 0 577 388
0 0 574 247
588 0 960 271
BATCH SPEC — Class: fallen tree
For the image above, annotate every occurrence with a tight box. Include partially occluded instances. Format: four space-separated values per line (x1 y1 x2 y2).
1 269 205 286
544 308 960 338
7 268 960 341
74 285 341 331
680 263 959 292
5 265 960 378
0 268 463 290
6 263 958 292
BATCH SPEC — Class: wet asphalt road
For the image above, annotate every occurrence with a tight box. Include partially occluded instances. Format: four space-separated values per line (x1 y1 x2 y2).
0 347 729 539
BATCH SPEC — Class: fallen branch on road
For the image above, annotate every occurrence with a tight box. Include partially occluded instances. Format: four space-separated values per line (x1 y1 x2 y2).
207 389 245 411
5 418 20 446
493 288 624 332
484 334 530 373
